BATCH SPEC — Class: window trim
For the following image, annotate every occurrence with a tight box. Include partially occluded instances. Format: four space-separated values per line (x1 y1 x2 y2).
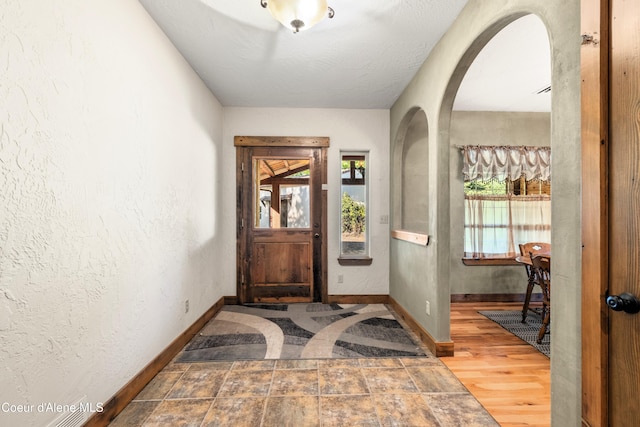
461 257 520 266
338 257 373 266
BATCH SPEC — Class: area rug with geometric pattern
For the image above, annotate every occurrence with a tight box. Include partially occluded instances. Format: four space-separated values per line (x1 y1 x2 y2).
176 303 428 362
478 310 550 357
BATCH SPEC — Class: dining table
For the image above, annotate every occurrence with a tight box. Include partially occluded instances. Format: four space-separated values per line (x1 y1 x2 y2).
515 255 533 266
515 252 551 266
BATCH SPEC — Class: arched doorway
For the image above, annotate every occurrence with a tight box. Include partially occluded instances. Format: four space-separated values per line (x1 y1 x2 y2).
447 15 552 301
440 13 552 425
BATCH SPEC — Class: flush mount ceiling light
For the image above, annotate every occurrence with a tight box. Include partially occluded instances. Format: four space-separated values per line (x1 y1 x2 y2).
260 0 335 33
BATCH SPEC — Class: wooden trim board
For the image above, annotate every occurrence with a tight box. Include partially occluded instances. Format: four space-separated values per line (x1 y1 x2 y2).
461 258 520 266
327 294 389 304
234 136 330 147
580 0 609 425
451 293 543 303
388 296 454 357
337 257 373 266
85 297 227 426
391 229 430 246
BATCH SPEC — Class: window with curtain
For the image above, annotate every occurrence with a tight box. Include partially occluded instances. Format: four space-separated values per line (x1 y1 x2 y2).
459 145 551 259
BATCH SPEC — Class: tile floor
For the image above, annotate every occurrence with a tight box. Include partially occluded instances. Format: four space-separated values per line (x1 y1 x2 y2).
109 356 499 426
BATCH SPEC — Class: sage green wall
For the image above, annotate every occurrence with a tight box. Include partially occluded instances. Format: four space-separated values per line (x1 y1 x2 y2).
449 111 550 295
401 110 429 234
389 2 581 426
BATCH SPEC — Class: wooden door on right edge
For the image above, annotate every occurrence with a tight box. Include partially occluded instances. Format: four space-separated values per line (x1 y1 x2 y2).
582 1 640 425
608 0 640 425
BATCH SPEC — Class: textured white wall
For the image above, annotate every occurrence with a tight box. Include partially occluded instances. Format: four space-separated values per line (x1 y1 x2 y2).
0 1 224 425
222 108 390 296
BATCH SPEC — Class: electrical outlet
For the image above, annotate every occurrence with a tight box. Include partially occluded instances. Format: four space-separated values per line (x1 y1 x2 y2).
337 274 344 283
185 299 190 313
425 300 430 315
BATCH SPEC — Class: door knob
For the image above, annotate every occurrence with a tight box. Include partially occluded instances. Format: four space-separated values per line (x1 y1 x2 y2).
314 233 320 238
606 292 640 314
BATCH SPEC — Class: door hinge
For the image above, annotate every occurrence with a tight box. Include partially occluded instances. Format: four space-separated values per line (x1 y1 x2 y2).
241 272 245 285
241 218 244 229
241 162 245 171
581 33 599 46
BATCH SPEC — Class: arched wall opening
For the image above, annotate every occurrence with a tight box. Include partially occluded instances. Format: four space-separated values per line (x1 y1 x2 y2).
436 10 553 425
392 108 429 234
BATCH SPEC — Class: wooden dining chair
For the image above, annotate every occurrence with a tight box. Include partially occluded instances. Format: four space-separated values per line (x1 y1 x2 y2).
530 254 551 343
519 242 551 322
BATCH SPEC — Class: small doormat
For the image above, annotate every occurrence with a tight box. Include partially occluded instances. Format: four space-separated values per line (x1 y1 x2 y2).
177 303 427 362
478 310 550 357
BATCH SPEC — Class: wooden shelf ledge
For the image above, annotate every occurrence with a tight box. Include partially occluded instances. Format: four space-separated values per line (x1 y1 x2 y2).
391 230 430 246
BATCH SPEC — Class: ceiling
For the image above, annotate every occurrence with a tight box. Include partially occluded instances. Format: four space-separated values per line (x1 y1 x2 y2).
139 0 551 112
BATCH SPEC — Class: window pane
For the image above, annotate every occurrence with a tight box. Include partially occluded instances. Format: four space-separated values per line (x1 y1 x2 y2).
280 185 310 228
464 193 551 258
463 175 552 258
254 158 310 229
341 154 367 256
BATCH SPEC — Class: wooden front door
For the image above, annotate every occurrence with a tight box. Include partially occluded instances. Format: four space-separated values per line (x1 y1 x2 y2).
236 137 328 304
582 1 640 425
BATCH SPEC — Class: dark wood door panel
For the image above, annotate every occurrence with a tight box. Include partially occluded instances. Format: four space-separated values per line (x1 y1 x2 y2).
248 240 313 302
250 285 312 303
252 241 311 284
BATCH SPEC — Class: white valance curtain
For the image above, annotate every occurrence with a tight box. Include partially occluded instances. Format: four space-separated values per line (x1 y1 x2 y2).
460 145 551 182
460 145 551 259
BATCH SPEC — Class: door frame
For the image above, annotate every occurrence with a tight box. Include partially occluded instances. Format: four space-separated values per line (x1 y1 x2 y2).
581 0 609 425
235 136 329 304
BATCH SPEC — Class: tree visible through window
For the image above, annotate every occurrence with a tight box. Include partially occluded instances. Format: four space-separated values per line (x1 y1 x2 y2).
340 153 368 257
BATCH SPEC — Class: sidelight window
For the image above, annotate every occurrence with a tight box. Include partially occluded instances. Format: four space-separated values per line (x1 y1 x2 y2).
340 152 369 259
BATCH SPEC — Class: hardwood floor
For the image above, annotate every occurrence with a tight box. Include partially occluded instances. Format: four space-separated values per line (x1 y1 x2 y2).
441 302 551 427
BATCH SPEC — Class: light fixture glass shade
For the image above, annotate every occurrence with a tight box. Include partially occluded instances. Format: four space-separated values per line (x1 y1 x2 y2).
265 0 329 33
